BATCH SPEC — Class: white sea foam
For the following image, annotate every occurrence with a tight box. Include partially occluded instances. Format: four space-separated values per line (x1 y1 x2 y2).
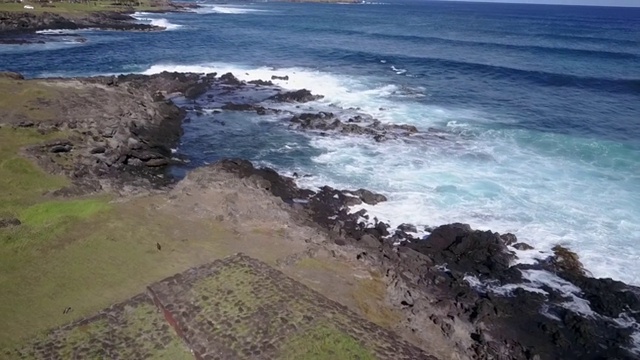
142 61 640 286
391 65 407 75
193 5 269 14
36 29 77 35
464 269 640 351
132 13 182 30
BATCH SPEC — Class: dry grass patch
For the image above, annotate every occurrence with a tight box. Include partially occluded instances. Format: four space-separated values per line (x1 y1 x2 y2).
0 79 62 122
291 257 402 329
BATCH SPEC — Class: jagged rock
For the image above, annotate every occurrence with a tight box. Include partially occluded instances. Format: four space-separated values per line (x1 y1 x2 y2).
7 72 196 195
343 195 363 207
184 82 208 100
344 189 387 205
290 112 335 130
500 233 518 246
375 222 390 237
130 150 163 161
288 111 420 141
359 234 381 248
43 140 73 154
248 79 274 86
210 159 313 202
49 144 72 153
90 146 106 154
513 242 534 250
268 89 323 103
17 121 34 128
219 72 243 86
409 223 513 275
397 223 417 233
394 124 419 133
145 158 169 167
549 245 586 277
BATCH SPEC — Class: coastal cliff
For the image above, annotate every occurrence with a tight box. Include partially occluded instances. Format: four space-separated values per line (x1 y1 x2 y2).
0 71 638 359
0 10 160 32
0 1 195 33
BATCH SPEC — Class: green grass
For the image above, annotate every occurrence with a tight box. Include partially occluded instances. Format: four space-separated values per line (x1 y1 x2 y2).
280 325 375 360
0 128 68 210
0 126 236 349
1 198 112 253
0 128 111 251
0 0 172 14
20 198 110 227
0 201 234 348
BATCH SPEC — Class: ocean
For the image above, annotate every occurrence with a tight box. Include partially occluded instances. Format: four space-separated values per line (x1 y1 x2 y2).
1 0 639 285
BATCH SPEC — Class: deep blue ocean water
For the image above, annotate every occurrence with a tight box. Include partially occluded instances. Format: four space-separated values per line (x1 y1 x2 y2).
1 0 639 284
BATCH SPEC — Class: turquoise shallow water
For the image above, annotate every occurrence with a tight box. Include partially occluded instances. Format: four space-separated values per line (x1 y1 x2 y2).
1 0 639 284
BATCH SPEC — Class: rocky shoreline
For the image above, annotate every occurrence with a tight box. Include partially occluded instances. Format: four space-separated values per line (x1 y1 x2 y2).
0 2 196 42
207 158 640 359
2 70 639 359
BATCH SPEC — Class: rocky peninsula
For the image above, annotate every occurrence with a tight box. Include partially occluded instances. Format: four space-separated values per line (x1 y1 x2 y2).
0 0 196 42
0 70 638 359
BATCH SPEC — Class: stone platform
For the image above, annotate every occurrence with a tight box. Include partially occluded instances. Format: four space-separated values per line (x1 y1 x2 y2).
8 254 434 360
148 254 432 360
7 294 191 360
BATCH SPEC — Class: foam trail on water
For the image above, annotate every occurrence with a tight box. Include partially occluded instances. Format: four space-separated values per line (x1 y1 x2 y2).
132 13 182 30
36 29 82 35
193 5 270 14
142 62 640 286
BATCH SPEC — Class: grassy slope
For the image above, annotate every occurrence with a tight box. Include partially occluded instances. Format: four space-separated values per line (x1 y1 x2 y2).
0 77 405 358
282 325 374 360
0 0 167 14
0 79 59 121
0 126 241 347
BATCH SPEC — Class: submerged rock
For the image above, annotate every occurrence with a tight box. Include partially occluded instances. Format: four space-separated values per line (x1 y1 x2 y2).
344 188 387 205
513 242 534 250
268 89 323 103
397 223 417 233
221 103 259 112
248 79 274 86
288 111 419 141
219 72 243 86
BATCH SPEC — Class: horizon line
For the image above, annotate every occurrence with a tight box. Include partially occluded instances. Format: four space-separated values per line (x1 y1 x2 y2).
432 0 640 8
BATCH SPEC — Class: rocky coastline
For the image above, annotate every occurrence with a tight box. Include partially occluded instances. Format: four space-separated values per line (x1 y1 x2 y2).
1 70 639 359
0 2 196 43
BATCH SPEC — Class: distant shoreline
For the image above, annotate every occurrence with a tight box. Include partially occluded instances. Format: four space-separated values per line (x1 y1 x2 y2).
0 1 197 36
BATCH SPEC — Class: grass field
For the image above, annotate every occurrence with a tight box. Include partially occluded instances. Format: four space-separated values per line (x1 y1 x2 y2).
0 126 236 348
0 0 171 14
0 77 407 357
0 79 60 121
281 325 374 360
